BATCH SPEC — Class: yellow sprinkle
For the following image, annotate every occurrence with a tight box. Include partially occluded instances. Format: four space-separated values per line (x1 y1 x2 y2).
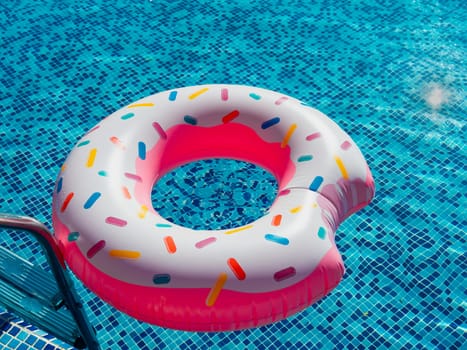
281 123 297 148
225 225 254 235
290 206 302 214
128 103 155 108
189 87 209 100
61 164 67 172
138 205 149 218
334 155 349 180
109 250 141 259
206 272 228 307
312 202 318 208
86 148 97 168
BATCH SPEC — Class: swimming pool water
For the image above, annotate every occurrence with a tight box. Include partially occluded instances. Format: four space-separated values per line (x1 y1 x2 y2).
0 0 465 349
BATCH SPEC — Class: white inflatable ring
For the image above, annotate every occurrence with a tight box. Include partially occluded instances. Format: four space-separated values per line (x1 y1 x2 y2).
52 85 375 331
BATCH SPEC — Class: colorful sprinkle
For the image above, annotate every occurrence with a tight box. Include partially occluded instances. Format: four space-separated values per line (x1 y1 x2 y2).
138 141 146 160
110 136 125 149
87 240 105 259
153 274 171 284
274 266 296 282
265 234 290 246
271 214 282 226
281 124 297 148
168 91 178 101
206 272 228 307
275 96 289 105
249 92 261 100
85 125 100 135
222 110 240 123
278 189 291 196
334 156 349 179
261 117 280 129
225 224 253 235
227 258 246 280
121 113 135 120
77 140 90 147
68 232 80 242
128 103 154 108
109 250 141 259
84 192 101 209
124 173 142 182
189 87 209 100
298 155 313 162
122 186 131 199
56 177 63 193
309 176 324 191
184 115 197 125
60 192 74 212
153 122 167 139
155 223 172 228
341 140 352 150
163 236 177 254
98 170 108 177
138 205 149 219
290 206 302 214
306 132 321 141
86 148 97 167
317 227 326 239
105 217 127 227
221 88 229 101
195 237 217 249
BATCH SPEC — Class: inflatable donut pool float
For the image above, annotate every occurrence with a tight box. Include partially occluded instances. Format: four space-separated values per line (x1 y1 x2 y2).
52 85 375 331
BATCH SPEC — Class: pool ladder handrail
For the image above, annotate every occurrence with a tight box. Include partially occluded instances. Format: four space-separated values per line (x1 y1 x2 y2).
0 213 99 350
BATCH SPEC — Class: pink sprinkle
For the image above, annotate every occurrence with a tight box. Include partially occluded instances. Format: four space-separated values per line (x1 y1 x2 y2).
87 240 106 259
221 88 229 101
153 122 167 139
105 217 127 227
195 237 217 249
274 266 296 282
306 132 321 141
341 140 352 150
278 189 291 196
124 173 142 182
85 125 100 136
275 96 289 105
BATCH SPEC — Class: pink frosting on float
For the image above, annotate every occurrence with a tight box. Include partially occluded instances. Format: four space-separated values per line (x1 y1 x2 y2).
133 123 296 210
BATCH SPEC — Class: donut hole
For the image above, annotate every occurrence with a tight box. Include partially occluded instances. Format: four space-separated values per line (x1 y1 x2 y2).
151 159 278 230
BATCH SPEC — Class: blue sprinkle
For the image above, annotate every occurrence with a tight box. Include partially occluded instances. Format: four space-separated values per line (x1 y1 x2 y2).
138 141 146 160
317 227 326 239
261 117 280 129
169 91 178 101
56 177 63 193
84 192 101 209
155 223 172 228
68 232 80 242
121 113 135 120
265 234 289 245
249 93 261 100
184 115 197 125
309 176 323 191
153 274 171 284
77 140 90 147
298 155 313 162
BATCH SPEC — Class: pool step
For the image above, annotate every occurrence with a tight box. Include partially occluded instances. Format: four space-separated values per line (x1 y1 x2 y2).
0 245 85 348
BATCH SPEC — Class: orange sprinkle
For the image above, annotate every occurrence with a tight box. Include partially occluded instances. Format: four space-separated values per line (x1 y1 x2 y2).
225 225 253 235
206 272 228 307
60 164 67 173
128 103 155 108
109 250 141 259
163 236 177 254
110 136 125 149
86 148 97 168
122 186 131 199
272 214 282 226
334 155 349 180
60 192 74 212
281 123 297 148
290 206 302 214
189 87 209 100
227 258 246 281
